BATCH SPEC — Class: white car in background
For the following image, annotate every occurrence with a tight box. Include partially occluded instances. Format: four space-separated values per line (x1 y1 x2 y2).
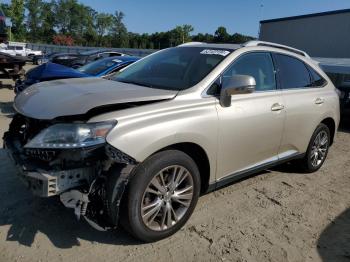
0 42 42 57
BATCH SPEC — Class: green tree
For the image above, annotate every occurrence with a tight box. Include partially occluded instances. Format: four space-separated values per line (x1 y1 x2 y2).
25 0 42 41
214 26 230 43
0 3 11 16
230 33 255 44
8 0 26 41
96 13 113 46
110 11 128 47
54 0 80 35
182 24 194 43
192 33 214 43
39 1 56 43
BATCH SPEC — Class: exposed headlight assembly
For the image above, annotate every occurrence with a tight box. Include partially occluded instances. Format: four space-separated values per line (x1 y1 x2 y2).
25 121 116 149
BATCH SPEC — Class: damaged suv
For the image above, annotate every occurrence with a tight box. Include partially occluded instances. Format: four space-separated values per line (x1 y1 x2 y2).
4 41 340 242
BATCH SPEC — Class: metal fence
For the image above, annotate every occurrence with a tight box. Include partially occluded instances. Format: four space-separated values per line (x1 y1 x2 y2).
27 43 157 57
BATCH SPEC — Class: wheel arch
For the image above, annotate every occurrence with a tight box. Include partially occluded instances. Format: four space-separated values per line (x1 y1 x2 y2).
154 142 211 194
320 117 336 145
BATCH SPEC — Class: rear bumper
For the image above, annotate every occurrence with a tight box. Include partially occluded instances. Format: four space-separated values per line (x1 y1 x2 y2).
3 133 95 197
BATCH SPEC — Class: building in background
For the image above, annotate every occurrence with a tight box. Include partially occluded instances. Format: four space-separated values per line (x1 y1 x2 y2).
259 9 350 58
259 9 350 111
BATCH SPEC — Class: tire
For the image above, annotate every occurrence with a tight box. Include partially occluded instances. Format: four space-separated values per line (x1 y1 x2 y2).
299 123 331 173
119 150 201 242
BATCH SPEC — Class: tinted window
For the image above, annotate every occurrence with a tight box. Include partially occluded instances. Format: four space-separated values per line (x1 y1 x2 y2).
99 53 111 59
223 52 276 91
78 59 121 75
87 54 98 62
107 52 121 57
274 54 312 89
307 65 326 87
114 47 231 91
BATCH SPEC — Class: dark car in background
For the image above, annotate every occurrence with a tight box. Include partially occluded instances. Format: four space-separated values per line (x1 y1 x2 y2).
0 52 27 80
50 50 127 68
32 52 60 65
77 55 139 78
330 74 350 110
14 56 139 93
45 52 81 67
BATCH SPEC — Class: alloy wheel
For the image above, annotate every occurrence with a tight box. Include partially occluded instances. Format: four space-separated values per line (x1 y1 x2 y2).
141 165 194 231
310 130 329 168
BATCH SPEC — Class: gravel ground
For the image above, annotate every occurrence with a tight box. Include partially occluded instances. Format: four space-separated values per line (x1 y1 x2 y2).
0 73 349 262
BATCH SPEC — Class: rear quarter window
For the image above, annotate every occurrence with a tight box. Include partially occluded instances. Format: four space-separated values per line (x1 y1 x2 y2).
307 65 327 87
274 53 312 89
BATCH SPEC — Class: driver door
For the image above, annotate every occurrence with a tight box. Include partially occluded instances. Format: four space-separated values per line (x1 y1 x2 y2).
216 52 285 180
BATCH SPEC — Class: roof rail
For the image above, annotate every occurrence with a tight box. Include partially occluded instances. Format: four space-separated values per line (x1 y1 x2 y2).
243 41 310 58
178 42 205 47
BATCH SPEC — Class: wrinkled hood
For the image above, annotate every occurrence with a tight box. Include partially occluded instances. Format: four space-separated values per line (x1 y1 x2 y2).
14 78 178 120
26 62 88 82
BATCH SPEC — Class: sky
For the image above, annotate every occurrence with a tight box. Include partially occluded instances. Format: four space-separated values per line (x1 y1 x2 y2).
81 0 350 37
3 0 350 37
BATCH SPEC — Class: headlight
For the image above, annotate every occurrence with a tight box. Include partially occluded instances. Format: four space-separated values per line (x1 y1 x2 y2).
24 121 116 149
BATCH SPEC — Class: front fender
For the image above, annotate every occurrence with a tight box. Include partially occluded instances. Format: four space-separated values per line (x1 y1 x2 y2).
101 97 219 184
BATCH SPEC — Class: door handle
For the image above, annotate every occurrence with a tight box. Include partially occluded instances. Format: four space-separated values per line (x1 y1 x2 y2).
271 103 285 111
315 97 325 105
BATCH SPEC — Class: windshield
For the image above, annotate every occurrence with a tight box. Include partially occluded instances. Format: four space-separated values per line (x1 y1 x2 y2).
114 47 232 90
78 58 122 75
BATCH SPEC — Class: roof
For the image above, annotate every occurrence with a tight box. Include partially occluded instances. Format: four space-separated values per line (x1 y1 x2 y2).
260 8 350 24
98 55 140 63
178 42 241 50
80 49 123 55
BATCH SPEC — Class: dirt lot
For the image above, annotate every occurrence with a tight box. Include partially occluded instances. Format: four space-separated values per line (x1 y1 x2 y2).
0 73 349 262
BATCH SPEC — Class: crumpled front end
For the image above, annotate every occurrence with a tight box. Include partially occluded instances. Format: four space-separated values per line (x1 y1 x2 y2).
3 114 136 230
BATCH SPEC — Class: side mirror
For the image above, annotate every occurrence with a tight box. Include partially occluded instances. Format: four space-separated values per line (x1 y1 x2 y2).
220 75 256 107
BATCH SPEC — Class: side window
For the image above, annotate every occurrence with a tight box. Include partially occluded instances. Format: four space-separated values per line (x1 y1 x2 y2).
99 53 110 59
87 54 98 62
223 52 276 91
274 54 312 89
307 65 327 87
109 52 121 57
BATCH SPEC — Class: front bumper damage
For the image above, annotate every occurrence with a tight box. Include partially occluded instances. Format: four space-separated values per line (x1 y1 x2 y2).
3 115 137 231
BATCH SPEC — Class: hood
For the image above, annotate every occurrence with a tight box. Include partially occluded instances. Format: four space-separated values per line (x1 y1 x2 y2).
14 78 178 120
26 62 89 82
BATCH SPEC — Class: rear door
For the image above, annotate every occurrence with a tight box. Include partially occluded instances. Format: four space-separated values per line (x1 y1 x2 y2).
273 53 329 157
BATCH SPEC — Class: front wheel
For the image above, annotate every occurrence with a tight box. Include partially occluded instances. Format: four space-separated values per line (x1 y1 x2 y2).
121 150 201 242
299 123 330 173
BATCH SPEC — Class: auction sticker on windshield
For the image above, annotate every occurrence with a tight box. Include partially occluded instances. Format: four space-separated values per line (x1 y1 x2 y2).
200 49 230 56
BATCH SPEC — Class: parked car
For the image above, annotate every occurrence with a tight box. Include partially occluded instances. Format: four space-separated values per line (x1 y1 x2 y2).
14 56 139 93
0 42 42 57
4 41 340 242
0 52 27 80
48 50 127 68
322 71 350 110
77 55 138 78
48 52 81 67
32 52 59 65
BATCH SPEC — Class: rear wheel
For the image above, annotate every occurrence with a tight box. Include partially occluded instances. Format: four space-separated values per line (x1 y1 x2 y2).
121 150 200 242
299 123 330 173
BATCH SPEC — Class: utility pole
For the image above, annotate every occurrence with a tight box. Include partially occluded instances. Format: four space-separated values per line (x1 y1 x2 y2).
258 2 264 39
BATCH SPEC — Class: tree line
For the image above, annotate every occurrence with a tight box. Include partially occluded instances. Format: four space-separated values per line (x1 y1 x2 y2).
1 0 255 49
